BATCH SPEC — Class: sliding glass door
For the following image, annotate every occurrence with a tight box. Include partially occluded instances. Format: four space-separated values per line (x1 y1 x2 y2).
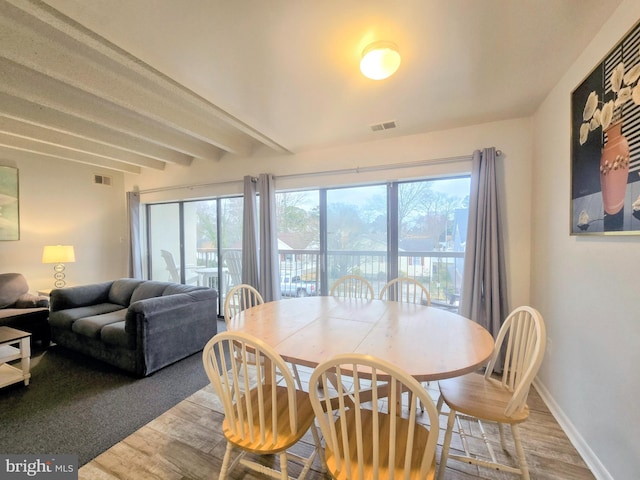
275 176 469 306
147 196 244 316
145 175 470 315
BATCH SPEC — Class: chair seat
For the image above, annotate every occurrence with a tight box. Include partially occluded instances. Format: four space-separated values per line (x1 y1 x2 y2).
222 385 316 454
325 408 436 480
438 372 529 424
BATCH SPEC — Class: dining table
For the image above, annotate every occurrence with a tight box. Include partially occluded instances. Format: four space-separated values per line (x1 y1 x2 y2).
226 296 494 382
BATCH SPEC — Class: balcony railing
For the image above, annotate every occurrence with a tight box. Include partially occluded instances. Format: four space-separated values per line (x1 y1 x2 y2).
278 249 464 311
198 247 464 313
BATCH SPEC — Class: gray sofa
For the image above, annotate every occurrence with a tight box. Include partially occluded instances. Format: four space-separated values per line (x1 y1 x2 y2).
49 278 217 376
0 273 51 345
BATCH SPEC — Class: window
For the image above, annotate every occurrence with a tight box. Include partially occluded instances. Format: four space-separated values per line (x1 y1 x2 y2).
145 175 470 314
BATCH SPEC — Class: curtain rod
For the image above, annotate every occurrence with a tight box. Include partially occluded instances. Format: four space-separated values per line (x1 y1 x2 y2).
137 150 500 195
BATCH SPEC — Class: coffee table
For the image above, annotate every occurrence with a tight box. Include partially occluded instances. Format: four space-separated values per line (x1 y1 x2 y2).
0 326 32 388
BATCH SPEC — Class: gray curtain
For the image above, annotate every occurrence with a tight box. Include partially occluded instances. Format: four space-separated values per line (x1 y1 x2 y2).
459 147 509 355
242 176 260 288
126 191 143 279
257 174 281 301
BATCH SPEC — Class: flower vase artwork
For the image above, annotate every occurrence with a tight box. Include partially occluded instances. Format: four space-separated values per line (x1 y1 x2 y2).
578 57 640 231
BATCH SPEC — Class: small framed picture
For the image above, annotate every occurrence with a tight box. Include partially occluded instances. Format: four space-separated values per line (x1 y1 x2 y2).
0 166 19 241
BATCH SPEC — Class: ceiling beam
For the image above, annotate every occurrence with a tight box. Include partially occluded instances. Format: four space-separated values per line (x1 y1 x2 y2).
0 132 141 174
1 0 290 154
0 92 193 166
0 58 226 161
0 9 256 156
0 116 166 170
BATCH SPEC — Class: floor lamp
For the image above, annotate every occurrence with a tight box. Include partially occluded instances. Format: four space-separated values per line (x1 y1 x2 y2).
42 245 75 288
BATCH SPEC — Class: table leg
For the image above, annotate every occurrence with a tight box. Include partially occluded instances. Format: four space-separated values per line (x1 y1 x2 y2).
20 337 30 386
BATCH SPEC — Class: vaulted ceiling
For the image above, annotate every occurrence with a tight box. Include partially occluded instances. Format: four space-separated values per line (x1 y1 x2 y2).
0 0 624 174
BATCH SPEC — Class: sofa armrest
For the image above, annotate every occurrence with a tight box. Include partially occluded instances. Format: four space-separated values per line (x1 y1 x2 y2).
125 289 217 335
14 293 49 309
50 281 114 311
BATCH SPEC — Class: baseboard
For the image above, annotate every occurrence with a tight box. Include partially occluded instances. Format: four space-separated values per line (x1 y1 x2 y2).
533 378 613 480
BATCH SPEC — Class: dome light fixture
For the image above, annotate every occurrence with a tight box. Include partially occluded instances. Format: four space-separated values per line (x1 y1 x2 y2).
360 41 401 80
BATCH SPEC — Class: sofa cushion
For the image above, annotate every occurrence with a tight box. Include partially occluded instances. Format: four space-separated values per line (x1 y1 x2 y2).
50 282 112 311
49 303 124 330
72 309 127 339
0 273 29 308
108 279 144 306
101 321 135 349
130 281 171 304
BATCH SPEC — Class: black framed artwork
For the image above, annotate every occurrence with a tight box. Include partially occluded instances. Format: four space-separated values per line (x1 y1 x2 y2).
571 19 640 235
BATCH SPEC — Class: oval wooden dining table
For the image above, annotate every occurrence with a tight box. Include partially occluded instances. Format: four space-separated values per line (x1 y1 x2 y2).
226 296 494 382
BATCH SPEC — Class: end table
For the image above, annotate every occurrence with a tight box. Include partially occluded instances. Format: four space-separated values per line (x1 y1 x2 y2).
0 326 32 388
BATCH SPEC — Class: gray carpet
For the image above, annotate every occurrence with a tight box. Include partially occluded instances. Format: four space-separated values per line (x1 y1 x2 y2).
0 320 225 466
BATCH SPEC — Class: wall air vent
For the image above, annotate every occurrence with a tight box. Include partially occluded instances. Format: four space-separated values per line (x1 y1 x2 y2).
370 120 397 132
94 174 112 186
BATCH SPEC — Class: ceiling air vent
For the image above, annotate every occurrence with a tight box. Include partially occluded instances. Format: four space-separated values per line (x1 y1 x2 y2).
94 174 112 186
370 120 397 132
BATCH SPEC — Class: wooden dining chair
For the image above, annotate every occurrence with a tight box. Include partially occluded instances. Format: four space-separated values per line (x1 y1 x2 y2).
379 277 431 305
223 283 263 326
224 283 303 390
436 306 546 480
309 353 440 480
329 274 375 299
202 331 322 480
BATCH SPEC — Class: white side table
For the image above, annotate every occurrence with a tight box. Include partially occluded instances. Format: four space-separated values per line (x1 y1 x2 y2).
37 288 53 297
0 327 31 388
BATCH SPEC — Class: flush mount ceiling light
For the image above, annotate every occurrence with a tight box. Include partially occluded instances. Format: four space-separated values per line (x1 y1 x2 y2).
360 41 401 80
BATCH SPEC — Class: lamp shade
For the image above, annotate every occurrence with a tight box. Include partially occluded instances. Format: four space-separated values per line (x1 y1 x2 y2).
42 245 76 264
360 41 401 80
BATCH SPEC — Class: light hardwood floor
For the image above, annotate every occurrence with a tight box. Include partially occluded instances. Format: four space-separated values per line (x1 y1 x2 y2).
80 366 594 480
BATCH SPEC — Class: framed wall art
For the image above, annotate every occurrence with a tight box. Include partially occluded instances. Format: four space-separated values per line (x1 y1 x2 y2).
571 19 640 235
0 166 20 241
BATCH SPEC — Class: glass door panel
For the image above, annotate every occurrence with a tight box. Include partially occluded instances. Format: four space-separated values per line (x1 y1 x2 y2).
275 190 320 297
148 203 181 282
397 177 470 306
326 184 387 295
219 197 244 302
184 200 218 288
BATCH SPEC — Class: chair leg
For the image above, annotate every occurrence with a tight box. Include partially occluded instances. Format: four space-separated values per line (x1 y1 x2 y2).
279 451 288 480
219 442 233 480
498 422 507 450
512 424 530 480
309 421 326 472
437 409 456 480
291 363 304 390
419 381 430 412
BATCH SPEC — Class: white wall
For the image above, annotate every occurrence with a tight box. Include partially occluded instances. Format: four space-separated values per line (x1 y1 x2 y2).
531 1 640 479
0 151 128 291
127 116 533 313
